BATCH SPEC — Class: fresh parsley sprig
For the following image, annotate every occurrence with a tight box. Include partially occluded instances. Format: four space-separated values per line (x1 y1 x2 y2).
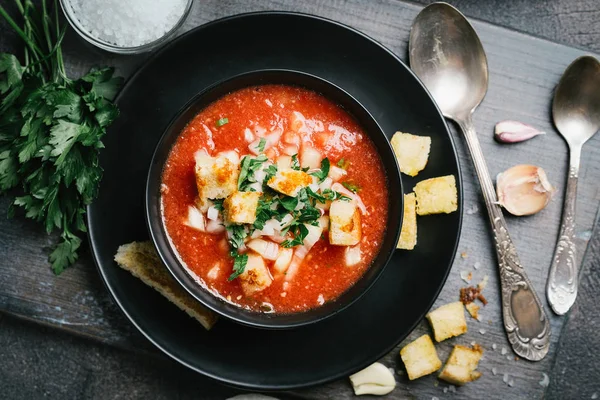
0 0 122 274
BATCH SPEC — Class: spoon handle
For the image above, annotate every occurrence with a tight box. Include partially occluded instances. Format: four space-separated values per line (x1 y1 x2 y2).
456 115 551 361
546 147 580 315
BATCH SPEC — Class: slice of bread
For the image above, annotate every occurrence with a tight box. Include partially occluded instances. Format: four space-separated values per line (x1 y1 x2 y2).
329 200 362 246
224 191 261 224
426 301 467 342
400 334 442 380
397 192 417 250
439 344 483 385
414 175 458 215
114 241 218 330
390 131 431 177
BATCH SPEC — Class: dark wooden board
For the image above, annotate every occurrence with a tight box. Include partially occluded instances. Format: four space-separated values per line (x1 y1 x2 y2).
1 0 599 398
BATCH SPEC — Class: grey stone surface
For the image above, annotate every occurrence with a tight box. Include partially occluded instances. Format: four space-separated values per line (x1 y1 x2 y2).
0 314 244 399
0 0 599 399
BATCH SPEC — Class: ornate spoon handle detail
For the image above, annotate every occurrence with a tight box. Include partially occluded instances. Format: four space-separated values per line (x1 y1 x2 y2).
547 153 580 315
456 115 551 361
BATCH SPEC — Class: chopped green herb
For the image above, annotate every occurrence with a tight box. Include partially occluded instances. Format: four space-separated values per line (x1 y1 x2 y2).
282 224 309 248
342 182 361 193
211 198 224 211
279 195 298 212
228 253 248 281
306 187 326 203
227 224 247 254
216 118 229 127
263 164 277 184
310 157 330 183
257 138 266 153
290 154 301 170
309 187 350 203
337 158 350 169
253 196 280 230
297 206 320 224
290 154 309 172
225 224 249 280
238 154 268 191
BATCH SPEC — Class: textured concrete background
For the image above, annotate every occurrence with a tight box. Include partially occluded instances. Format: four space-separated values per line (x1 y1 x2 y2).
1 0 599 398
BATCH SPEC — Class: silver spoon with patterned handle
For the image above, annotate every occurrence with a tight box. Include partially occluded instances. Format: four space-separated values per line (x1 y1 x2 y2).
547 56 600 315
409 2 550 361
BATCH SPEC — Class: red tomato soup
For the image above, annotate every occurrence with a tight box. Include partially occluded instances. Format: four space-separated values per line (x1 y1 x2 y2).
161 85 388 313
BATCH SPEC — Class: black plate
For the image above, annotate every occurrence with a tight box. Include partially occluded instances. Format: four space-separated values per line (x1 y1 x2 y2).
88 12 462 390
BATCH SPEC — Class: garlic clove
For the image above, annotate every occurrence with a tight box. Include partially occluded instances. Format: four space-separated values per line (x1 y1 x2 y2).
494 120 545 143
496 164 555 216
349 362 396 396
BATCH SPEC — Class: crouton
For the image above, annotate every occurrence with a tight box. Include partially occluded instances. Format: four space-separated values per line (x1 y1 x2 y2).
426 301 468 342
397 193 417 250
223 191 261 224
399 334 442 380
439 344 483 385
195 152 239 209
114 241 218 330
390 131 431 177
329 200 361 246
465 302 480 320
414 175 458 215
239 253 273 296
267 169 313 197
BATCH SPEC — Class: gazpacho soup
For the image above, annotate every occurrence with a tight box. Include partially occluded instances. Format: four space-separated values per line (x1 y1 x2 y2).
161 84 388 313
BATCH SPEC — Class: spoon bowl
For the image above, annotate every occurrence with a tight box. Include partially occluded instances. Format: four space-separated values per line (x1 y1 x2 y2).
552 56 600 147
409 2 488 119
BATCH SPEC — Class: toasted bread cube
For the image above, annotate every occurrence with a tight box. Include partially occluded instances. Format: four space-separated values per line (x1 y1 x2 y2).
400 334 442 380
329 200 361 246
426 301 468 342
397 193 417 250
195 152 239 209
223 191 261 224
239 253 273 296
414 175 458 215
267 170 313 197
439 344 483 385
390 131 431 177
465 302 480 320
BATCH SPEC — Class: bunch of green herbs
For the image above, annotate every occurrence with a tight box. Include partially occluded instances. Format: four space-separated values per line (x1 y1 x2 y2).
0 0 123 273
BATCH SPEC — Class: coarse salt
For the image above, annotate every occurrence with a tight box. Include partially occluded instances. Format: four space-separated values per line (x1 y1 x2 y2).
67 0 188 47
539 373 550 387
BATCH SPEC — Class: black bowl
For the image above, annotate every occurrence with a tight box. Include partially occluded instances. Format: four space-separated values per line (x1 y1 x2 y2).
145 69 403 329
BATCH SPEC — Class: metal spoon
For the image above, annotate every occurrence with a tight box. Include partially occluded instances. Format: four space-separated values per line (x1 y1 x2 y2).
547 56 600 315
409 2 550 361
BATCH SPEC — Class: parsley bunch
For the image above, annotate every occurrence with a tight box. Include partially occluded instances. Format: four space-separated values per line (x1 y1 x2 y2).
0 0 122 273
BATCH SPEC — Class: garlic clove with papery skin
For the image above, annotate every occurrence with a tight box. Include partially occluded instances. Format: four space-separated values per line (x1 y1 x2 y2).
494 120 545 143
496 164 555 216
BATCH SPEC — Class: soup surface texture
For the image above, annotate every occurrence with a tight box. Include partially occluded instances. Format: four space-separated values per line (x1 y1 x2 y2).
161 84 388 313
